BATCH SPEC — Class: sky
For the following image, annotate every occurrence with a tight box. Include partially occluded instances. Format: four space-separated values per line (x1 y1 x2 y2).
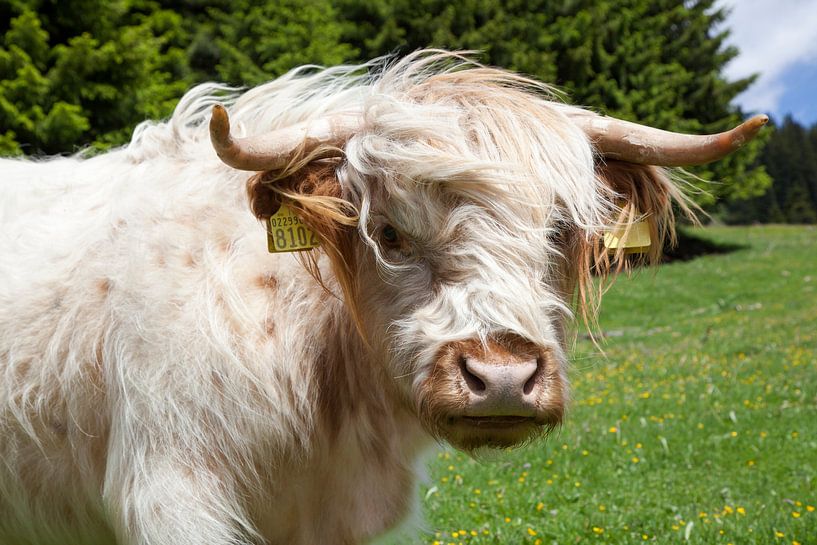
720 0 817 126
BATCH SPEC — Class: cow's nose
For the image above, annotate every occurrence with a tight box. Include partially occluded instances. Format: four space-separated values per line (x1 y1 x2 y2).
459 356 541 415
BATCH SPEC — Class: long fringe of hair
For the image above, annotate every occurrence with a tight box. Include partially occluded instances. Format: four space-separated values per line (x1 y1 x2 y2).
236 51 695 334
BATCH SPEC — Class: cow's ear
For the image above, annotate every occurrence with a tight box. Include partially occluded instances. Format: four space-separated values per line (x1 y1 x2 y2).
246 162 360 307
247 161 346 220
246 161 358 244
567 161 696 327
593 160 694 268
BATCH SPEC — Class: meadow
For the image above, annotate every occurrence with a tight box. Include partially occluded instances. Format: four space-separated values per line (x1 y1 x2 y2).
417 225 817 545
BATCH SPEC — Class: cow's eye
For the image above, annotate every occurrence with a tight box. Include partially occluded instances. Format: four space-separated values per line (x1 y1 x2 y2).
381 225 400 247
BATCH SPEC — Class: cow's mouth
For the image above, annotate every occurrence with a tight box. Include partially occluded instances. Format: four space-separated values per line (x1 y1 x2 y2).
442 415 543 449
454 415 537 427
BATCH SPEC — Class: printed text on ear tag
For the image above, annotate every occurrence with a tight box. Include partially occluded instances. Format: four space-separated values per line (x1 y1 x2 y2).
603 220 651 255
266 204 320 253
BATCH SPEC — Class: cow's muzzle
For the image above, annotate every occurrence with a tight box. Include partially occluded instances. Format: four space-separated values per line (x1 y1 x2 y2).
419 335 565 450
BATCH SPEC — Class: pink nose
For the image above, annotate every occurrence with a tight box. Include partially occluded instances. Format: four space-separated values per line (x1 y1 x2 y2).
459 356 541 416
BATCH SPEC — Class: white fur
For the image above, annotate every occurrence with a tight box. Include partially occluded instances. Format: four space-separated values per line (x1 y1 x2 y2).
0 51 615 545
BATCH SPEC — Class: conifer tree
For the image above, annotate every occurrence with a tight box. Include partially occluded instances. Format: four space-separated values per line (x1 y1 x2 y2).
0 0 192 154
725 116 817 224
334 0 771 206
186 0 354 86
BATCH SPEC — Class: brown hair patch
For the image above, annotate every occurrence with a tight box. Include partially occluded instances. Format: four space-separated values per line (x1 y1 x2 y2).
569 161 697 330
255 272 279 291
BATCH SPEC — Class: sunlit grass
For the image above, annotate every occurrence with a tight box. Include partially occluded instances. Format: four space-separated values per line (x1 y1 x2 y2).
417 225 817 545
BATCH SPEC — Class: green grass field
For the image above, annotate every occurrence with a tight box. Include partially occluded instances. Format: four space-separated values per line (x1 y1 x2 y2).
417 225 817 545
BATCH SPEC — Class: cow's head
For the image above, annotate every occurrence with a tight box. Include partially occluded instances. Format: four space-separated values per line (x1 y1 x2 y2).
210 53 766 450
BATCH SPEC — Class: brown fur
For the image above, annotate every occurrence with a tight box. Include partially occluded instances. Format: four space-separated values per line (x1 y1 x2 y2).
97 279 111 295
255 272 279 291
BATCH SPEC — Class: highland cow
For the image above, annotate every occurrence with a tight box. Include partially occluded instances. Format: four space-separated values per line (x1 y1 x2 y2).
0 51 766 545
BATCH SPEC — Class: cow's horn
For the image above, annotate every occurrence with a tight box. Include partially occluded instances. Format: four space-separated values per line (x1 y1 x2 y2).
209 104 359 171
568 111 769 166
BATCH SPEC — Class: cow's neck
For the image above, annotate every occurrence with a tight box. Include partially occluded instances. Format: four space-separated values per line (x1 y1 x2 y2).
257 301 432 544
314 303 427 450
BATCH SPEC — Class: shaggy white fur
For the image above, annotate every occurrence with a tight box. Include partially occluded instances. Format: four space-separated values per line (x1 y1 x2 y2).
0 51 675 545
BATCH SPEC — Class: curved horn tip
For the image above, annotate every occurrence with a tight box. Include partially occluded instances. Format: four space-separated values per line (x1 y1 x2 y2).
737 114 769 142
209 104 231 144
745 114 769 129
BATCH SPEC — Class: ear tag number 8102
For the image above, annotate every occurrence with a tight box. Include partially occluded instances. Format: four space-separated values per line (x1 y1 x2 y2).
266 204 321 253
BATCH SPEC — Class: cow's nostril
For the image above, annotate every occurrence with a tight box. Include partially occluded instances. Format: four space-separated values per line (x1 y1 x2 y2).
459 356 486 393
522 358 543 396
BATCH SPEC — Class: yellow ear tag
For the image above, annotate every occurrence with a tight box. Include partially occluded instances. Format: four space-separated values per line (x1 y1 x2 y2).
266 204 320 253
603 220 651 255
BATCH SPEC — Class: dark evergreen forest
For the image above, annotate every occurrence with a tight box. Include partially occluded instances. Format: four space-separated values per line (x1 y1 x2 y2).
722 117 817 224
1 0 813 222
